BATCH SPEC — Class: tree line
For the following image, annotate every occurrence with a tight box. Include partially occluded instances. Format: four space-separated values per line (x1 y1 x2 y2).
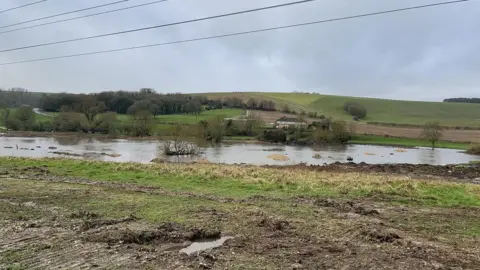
443 98 480 104
0 88 41 108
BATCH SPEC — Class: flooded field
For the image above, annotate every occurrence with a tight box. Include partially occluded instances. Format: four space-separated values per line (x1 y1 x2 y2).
0 136 478 165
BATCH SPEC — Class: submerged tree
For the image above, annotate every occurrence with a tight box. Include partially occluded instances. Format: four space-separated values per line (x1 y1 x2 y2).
421 121 443 149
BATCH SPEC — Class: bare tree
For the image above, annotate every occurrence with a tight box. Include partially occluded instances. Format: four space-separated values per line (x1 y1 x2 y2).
421 121 443 149
133 110 154 136
75 96 106 129
163 125 201 155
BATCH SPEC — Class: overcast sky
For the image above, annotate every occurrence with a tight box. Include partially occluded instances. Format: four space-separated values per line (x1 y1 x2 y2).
0 0 478 100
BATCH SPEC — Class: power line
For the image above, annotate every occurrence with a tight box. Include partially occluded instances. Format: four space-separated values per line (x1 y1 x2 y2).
0 0 169 36
0 0 129 29
0 0 317 53
0 0 470 66
0 0 47 14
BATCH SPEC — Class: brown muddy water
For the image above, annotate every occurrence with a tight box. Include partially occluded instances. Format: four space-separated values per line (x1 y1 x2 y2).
0 136 478 165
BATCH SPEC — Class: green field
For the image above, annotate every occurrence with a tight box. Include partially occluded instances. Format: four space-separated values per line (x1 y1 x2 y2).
116 108 243 124
199 92 480 128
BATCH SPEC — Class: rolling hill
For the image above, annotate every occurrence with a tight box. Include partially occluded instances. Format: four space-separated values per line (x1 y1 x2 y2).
198 92 480 128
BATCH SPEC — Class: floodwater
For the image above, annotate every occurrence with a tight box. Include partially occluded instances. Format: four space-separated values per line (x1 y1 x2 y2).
179 236 234 255
0 136 478 165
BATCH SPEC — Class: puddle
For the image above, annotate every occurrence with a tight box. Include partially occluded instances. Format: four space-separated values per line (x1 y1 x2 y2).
180 236 233 255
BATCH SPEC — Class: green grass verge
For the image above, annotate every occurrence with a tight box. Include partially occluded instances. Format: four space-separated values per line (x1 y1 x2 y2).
1 158 479 208
350 135 471 150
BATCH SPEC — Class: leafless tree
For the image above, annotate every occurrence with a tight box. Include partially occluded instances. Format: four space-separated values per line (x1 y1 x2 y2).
421 121 443 149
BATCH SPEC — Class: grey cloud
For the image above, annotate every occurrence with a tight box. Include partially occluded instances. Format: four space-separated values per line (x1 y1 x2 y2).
0 0 478 101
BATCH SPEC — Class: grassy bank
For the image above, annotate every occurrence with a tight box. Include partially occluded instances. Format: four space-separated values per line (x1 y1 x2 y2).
350 135 471 150
1 157 479 207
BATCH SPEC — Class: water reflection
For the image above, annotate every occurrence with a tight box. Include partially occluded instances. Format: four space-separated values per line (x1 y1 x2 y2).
54 137 83 146
0 136 478 166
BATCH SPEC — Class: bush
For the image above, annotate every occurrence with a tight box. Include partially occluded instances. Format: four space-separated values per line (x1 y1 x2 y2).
466 144 480 155
313 120 351 144
330 121 351 144
5 118 22 131
32 121 53 132
94 112 119 134
13 106 36 130
260 129 287 143
344 101 367 119
52 112 87 132
343 101 356 112
345 103 367 119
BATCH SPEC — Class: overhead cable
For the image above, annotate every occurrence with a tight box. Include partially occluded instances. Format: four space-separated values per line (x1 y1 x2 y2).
0 0 469 66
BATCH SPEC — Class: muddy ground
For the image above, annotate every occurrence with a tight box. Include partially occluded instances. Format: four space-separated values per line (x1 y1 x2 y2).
266 162 480 183
1 168 479 269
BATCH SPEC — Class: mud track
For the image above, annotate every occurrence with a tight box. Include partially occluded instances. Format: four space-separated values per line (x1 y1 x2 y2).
265 162 480 183
1 166 480 269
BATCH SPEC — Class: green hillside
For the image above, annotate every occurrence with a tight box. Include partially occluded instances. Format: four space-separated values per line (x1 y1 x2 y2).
200 92 480 128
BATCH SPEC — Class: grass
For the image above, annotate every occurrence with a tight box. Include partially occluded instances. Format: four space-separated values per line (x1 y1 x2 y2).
198 92 480 128
308 95 480 127
254 92 320 106
117 108 243 125
1 157 479 268
350 135 471 150
1 157 479 208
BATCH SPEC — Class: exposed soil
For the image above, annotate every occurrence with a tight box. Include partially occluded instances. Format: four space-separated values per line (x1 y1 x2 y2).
266 162 480 182
1 167 479 269
354 123 480 143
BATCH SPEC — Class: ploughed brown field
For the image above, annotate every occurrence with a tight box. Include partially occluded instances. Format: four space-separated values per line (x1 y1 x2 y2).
254 110 480 143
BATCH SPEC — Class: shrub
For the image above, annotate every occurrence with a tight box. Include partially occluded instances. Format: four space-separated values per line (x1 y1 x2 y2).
52 112 87 132
5 118 22 131
466 144 480 155
94 112 119 134
346 103 367 119
344 101 367 119
330 121 351 144
32 121 53 132
14 106 36 130
260 129 287 143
